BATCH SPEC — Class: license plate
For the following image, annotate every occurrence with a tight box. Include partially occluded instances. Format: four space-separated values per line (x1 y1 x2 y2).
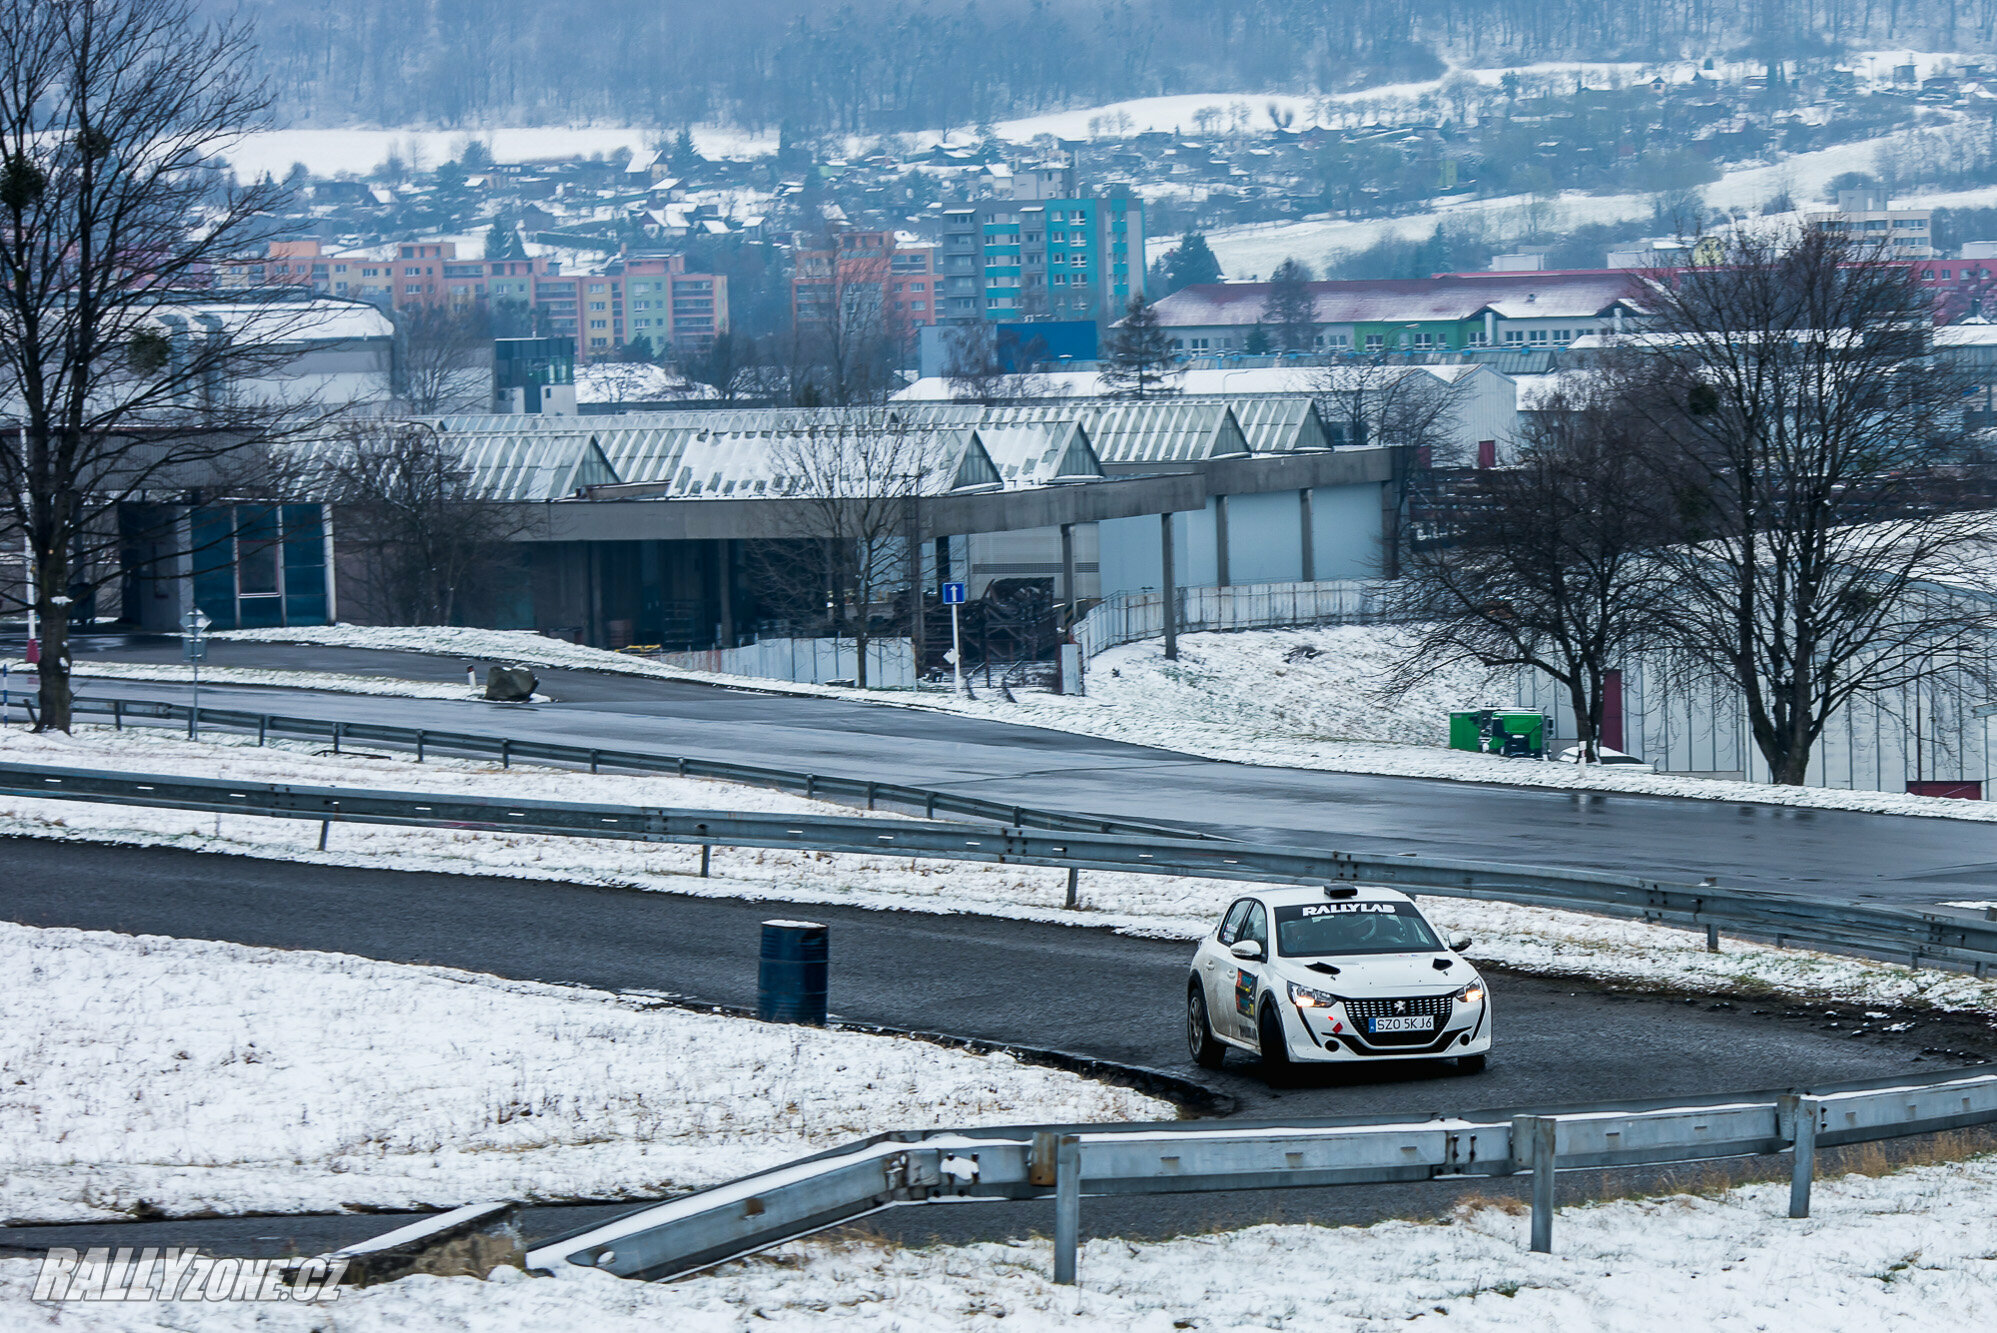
1368 1015 1435 1034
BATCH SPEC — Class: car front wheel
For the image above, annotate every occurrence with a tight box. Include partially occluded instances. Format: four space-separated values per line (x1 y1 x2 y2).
1187 983 1226 1069
1257 1002 1292 1083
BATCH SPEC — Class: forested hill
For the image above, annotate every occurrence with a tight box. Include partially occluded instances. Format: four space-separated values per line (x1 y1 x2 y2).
238 0 1990 132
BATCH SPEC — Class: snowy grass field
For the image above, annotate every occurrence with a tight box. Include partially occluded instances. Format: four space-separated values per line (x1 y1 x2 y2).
5 1154 1997 1328
0 921 1171 1225
4 725 1997 1019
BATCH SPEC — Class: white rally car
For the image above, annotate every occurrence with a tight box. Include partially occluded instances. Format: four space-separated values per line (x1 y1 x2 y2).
1186 885 1492 1077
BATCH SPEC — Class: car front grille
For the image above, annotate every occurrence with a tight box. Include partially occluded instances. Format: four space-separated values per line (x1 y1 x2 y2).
1343 995 1453 1021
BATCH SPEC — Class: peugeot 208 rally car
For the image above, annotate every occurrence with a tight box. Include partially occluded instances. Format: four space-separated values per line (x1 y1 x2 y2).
1186 884 1491 1077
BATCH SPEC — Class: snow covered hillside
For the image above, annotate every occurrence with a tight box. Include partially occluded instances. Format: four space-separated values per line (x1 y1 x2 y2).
0 922 1170 1225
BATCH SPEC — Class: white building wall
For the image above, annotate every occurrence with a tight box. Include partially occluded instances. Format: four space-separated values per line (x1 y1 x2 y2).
1312 483 1385 579
1520 656 1993 794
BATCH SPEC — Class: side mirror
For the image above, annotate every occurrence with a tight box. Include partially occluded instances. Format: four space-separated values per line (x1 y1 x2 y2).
1229 939 1265 962
1448 933 1472 953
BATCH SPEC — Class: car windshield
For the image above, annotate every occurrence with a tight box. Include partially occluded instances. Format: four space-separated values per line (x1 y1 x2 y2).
1273 901 1442 957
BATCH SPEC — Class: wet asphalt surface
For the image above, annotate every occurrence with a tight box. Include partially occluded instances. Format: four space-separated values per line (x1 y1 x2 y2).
1 837 1989 1259
19 634 1997 911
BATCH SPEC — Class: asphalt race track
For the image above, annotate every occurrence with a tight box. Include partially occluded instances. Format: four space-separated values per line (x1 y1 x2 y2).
2 838 1989 1259
29 636 1997 909
3 639 1994 1260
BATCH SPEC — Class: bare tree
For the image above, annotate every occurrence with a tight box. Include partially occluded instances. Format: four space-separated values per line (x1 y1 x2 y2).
1311 358 1464 577
678 330 760 405
1389 385 1675 760
785 228 906 406
755 410 952 687
1615 225 1997 785
0 0 328 731
319 420 538 626
396 304 493 413
943 321 1055 403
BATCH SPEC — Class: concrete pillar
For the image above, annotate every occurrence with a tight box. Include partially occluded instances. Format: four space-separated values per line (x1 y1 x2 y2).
1213 495 1230 588
1060 522 1077 626
717 538 735 647
1299 489 1315 582
586 543 604 647
1160 512 1178 662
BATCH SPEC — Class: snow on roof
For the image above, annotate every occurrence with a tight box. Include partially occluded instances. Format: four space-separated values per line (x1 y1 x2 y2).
1150 271 1645 329
574 362 715 405
894 364 1476 402
1934 321 1997 348
147 298 394 345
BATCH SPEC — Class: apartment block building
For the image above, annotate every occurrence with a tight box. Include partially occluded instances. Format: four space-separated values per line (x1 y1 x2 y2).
936 186 1145 325
1805 188 1935 260
222 240 728 360
790 230 940 343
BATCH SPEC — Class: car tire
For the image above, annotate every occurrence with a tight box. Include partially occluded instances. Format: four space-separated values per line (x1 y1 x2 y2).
1257 1003 1293 1083
1456 1052 1488 1074
1187 984 1226 1070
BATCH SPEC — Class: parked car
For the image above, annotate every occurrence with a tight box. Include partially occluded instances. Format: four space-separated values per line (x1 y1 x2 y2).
1556 745 1654 770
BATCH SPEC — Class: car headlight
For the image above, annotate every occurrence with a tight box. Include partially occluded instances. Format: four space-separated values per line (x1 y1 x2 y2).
1455 981 1485 1005
1288 982 1341 1009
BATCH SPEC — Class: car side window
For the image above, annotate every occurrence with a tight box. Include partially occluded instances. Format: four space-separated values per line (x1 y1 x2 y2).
1217 900 1253 945
1244 902 1269 952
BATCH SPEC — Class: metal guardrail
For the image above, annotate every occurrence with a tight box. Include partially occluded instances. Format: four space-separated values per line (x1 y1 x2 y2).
2 761 1996 974
518 1068 1997 1282
17 693 1208 842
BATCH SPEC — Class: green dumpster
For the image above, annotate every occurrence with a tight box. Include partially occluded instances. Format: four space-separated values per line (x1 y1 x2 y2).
1449 709 1549 759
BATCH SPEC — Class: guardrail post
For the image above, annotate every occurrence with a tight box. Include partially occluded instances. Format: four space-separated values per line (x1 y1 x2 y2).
1782 1095 1819 1219
1517 1115 1557 1253
113 699 123 731
700 844 711 878
806 774 816 800
500 738 510 769
257 715 267 747
866 782 877 811
1706 924 1719 952
332 721 343 755
589 750 600 775
1065 867 1080 909
416 731 426 763
1052 1134 1082 1285
924 792 936 819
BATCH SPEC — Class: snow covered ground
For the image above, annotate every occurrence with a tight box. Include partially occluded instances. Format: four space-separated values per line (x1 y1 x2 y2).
2 658 490 703
5 724 1997 1020
1188 126 1949 278
0 920 1170 1225
6 1153 1997 1328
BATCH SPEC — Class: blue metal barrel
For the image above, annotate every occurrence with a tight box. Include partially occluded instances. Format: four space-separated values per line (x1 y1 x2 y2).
757 920 828 1024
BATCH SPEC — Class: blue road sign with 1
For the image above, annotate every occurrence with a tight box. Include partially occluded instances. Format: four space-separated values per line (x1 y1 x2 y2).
942 582 966 605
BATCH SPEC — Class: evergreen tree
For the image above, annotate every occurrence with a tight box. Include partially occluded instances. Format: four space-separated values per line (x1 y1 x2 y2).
1163 231 1223 293
670 127 701 174
1099 296 1184 399
1260 258 1318 351
1243 323 1272 356
484 215 527 260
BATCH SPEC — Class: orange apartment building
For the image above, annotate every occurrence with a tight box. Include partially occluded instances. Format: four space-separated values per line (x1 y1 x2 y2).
224 240 727 359
791 230 938 348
